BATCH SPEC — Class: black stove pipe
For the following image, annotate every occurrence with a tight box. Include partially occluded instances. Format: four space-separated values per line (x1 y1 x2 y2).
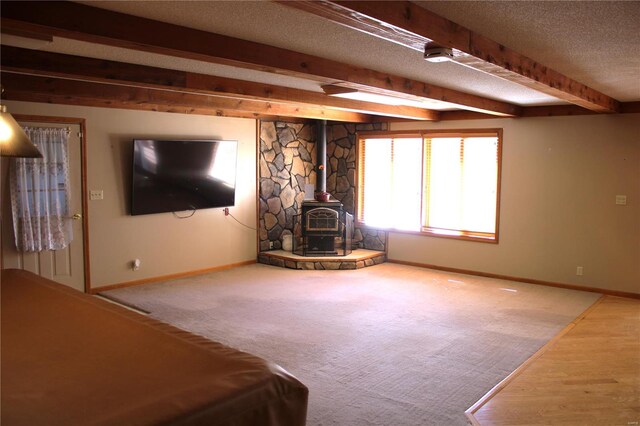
316 119 327 194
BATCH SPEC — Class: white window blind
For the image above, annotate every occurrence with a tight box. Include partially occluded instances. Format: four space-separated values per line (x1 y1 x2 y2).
358 137 422 230
425 136 498 235
357 130 501 242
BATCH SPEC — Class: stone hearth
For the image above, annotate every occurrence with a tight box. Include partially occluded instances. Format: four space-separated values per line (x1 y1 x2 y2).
258 249 385 270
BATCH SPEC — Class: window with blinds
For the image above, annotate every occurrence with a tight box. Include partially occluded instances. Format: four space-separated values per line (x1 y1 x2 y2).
357 129 502 242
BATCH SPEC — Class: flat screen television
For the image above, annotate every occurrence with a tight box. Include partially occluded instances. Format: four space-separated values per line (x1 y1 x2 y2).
131 139 238 215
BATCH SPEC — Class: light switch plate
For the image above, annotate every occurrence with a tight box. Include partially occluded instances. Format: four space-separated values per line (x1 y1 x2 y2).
90 190 104 200
615 195 627 205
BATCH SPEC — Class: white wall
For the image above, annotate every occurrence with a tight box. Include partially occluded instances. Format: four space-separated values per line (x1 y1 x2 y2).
5 101 637 294
5 101 257 289
389 113 640 294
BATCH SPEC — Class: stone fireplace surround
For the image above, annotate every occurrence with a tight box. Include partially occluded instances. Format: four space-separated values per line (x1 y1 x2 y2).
258 120 388 266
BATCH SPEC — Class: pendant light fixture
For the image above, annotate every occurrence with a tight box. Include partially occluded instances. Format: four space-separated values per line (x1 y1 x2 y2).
0 85 42 158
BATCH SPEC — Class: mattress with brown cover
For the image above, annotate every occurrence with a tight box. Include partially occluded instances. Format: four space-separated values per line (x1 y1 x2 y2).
1 269 308 425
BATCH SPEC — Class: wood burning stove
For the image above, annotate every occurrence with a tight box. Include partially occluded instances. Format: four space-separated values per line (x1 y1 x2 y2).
302 200 341 254
304 203 341 233
291 120 353 256
295 200 353 256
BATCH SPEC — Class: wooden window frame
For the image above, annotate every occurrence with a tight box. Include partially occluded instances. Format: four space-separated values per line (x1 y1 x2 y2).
355 129 503 244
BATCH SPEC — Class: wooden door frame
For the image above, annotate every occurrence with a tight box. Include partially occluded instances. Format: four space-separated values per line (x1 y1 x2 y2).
12 114 91 292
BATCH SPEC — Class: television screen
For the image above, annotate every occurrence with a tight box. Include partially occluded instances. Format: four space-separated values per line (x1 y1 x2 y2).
131 139 237 215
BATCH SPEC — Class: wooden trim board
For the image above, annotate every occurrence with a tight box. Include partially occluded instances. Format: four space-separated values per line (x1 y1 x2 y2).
387 259 640 299
90 260 256 294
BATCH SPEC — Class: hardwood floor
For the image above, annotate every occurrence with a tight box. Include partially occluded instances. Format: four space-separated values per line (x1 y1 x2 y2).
467 295 640 425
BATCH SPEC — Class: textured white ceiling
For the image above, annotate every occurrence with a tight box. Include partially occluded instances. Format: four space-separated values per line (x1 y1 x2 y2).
418 1 640 102
36 1 640 107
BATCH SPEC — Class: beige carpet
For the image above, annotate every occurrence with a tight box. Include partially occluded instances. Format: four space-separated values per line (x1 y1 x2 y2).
102 263 600 426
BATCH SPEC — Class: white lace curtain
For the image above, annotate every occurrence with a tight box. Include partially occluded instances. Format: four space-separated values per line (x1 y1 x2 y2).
10 127 73 252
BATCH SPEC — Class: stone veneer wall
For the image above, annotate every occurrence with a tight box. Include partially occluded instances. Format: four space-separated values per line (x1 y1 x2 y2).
259 120 316 251
326 122 388 251
258 119 388 253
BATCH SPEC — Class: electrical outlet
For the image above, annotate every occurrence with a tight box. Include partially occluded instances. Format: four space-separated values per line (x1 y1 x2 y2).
615 195 627 205
576 266 583 276
269 241 274 250
224 207 229 216
90 190 103 200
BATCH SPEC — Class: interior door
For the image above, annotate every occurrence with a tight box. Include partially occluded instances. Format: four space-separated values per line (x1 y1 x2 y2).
1 121 85 292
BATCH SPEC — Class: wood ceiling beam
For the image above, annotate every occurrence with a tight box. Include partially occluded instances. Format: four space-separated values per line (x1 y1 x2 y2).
620 101 640 114
0 1 518 117
0 72 380 123
280 0 620 113
0 47 439 121
438 102 640 121
439 106 595 121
